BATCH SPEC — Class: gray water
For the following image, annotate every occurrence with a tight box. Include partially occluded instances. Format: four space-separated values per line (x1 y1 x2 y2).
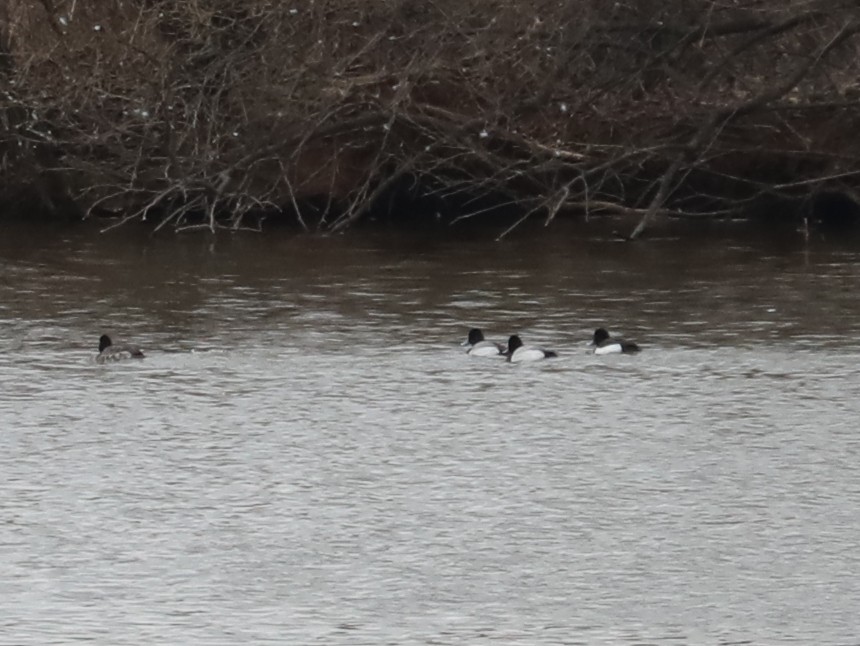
1 221 860 645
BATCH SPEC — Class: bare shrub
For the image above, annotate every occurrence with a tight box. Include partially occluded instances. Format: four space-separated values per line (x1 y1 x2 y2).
2 0 860 235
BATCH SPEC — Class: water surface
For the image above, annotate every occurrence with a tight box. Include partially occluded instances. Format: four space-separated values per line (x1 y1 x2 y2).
1 221 859 645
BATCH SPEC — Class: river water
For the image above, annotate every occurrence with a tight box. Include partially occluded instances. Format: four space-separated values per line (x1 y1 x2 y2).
1 220 859 645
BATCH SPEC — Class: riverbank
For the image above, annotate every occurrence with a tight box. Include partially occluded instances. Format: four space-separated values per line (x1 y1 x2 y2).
3 2 860 236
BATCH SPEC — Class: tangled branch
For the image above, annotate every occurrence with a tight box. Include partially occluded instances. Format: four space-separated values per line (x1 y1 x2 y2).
1 0 860 235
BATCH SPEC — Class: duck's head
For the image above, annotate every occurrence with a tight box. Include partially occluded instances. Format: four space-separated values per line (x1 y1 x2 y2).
592 328 610 345
463 328 485 346
506 334 524 353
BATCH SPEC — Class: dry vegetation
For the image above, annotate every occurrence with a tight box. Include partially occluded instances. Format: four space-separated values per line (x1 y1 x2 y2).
2 0 860 236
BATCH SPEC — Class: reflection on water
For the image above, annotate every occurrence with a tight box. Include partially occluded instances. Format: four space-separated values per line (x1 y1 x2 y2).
2 220 860 645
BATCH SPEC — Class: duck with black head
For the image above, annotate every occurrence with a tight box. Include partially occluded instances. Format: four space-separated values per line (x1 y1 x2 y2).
504 335 557 363
591 328 640 355
461 328 506 357
96 334 145 364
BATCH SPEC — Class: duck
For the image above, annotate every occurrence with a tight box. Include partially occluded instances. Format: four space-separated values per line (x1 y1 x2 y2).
505 334 557 362
96 334 145 363
461 328 505 357
591 328 640 354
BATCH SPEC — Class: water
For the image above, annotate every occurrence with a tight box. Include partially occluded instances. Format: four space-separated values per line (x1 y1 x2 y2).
2 220 860 645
